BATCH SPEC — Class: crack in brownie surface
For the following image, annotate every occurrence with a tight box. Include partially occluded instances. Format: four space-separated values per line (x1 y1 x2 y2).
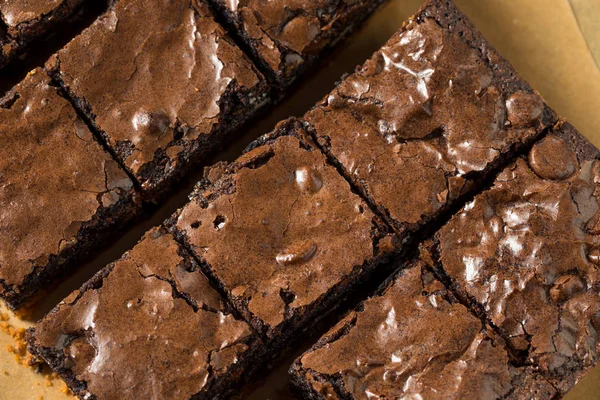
433 123 600 394
29 228 256 400
47 0 268 196
304 0 555 235
0 68 136 309
291 265 557 399
210 0 387 86
170 121 396 340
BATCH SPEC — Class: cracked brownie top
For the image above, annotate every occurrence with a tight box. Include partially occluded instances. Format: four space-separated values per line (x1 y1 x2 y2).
170 121 396 339
434 123 600 393
47 0 267 193
212 0 385 85
292 265 557 400
31 227 256 400
304 0 555 234
0 68 134 298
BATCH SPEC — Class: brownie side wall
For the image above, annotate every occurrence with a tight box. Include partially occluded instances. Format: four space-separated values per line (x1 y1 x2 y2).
206 0 388 88
0 182 139 310
0 0 90 69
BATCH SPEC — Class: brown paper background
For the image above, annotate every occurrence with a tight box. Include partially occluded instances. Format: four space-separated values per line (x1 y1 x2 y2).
1 0 599 398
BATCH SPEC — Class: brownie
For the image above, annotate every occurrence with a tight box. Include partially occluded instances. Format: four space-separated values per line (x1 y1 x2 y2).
290 264 558 400
46 0 270 199
208 0 387 87
28 227 260 400
168 119 398 345
302 0 556 238
0 68 138 310
0 0 87 68
430 122 600 394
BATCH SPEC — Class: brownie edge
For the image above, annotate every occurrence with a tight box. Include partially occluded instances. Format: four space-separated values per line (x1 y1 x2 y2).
28 228 261 400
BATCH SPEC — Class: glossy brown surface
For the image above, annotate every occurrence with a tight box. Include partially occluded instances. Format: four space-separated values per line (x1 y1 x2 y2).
0 68 135 308
47 0 267 194
171 124 395 339
31 228 256 400
436 125 600 394
292 265 557 399
212 0 386 85
305 0 554 234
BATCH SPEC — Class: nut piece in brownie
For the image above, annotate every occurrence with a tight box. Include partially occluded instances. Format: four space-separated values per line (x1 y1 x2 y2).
0 68 137 310
168 120 397 343
28 227 259 400
0 0 86 68
290 264 557 400
208 0 387 87
303 0 556 237
432 123 600 394
47 0 269 198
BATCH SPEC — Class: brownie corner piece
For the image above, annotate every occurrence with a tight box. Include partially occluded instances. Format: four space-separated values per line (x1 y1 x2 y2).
0 67 138 310
432 121 600 395
168 119 398 343
47 0 270 199
0 0 87 68
290 263 558 399
209 0 387 87
28 227 260 400
302 0 556 238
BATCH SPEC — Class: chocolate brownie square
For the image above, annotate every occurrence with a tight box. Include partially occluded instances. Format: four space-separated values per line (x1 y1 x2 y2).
303 0 556 238
47 0 269 199
208 0 387 87
430 122 600 395
28 228 259 400
0 68 137 310
290 264 557 399
168 119 397 344
0 0 87 68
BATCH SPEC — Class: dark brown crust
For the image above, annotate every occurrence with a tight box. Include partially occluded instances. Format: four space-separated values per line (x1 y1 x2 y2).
0 191 138 310
0 0 89 69
207 0 388 88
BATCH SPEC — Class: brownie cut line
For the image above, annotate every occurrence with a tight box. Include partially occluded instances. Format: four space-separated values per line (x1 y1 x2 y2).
28 227 260 400
302 0 556 240
290 262 558 400
46 0 270 200
208 0 388 88
429 121 600 395
0 68 138 310
0 0 88 68
168 119 398 345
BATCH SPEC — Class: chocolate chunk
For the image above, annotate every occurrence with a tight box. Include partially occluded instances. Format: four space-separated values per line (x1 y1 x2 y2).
506 91 545 128
291 265 557 399
434 122 600 394
0 68 138 309
209 0 387 87
46 0 269 198
168 120 396 341
28 228 258 400
529 135 579 180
